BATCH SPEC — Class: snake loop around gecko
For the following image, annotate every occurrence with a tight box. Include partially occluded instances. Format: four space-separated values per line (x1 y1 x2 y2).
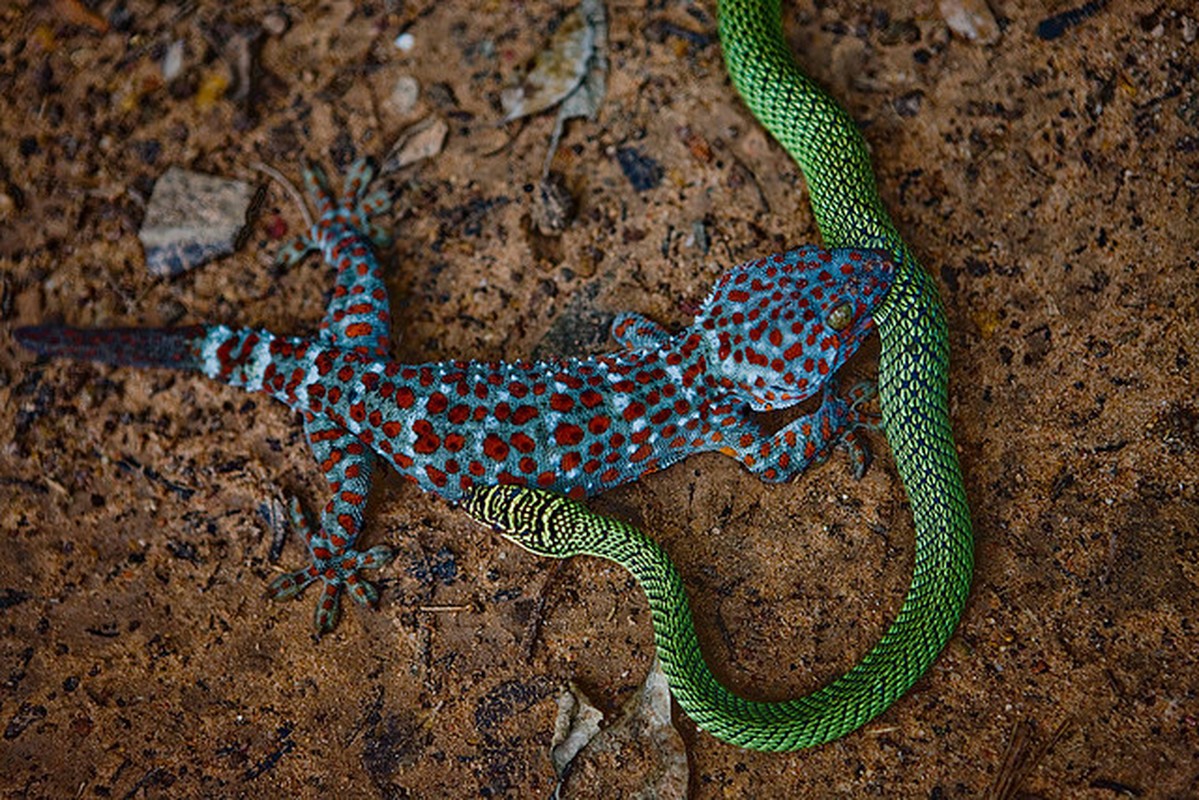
464 0 975 751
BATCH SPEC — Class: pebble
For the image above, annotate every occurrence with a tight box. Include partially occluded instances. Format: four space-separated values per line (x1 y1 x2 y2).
938 0 1001 45
161 40 185 82
388 75 420 116
138 168 257 277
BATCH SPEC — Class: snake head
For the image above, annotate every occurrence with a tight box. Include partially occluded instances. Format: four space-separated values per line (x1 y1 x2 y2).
461 484 585 560
695 245 895 411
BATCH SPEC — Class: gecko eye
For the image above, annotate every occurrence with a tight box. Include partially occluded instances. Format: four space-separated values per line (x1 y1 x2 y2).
827 303 854 331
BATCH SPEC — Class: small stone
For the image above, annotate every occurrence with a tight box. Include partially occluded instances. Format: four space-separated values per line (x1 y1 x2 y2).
938 0 1001 45
138 167 257 277
1183 16 1197 44
261 11 290 37
394 31 415 51
161 39 184 82
386 75 420 117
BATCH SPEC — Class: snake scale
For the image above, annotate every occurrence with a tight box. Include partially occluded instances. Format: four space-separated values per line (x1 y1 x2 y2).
463 0 974 751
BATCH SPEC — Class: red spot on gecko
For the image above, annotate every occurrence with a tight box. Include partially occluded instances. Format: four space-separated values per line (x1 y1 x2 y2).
425 465 448 487
554 423 584 446
483 434 509 461
412 420 440 454
512 405 539 425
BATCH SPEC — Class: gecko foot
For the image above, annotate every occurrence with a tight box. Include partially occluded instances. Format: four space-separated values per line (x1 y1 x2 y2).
840 380 881 479
266 497 395 634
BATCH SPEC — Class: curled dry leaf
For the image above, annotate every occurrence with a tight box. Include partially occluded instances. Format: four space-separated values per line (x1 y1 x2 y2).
382 116 449 173
554 659 688 800
550 683 604 776
501 0 607 124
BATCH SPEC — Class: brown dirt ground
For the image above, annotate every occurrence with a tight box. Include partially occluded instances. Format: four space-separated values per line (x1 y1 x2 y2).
1 0 1197 797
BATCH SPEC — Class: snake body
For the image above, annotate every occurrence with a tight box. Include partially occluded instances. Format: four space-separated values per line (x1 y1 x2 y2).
719 0 974 745
465 0 974 751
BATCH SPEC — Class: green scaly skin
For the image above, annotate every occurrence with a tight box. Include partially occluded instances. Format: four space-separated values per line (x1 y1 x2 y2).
467 0 974 752
470 483 868 750
718 0 973 746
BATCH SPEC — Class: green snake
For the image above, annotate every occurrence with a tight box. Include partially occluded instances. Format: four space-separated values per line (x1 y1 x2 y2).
464 0 973 751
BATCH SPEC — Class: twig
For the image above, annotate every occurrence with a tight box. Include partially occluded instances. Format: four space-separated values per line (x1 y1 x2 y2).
251 161 314 230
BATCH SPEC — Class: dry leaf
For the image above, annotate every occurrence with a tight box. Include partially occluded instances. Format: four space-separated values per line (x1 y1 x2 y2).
382 116 449 173
550 683 604 776
555 659 688 800
502 0 606 124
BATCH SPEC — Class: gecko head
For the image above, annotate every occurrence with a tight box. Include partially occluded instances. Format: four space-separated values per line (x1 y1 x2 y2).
695 245 895 411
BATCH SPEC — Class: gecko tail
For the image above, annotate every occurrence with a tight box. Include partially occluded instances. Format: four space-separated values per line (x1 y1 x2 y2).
14 324 209 371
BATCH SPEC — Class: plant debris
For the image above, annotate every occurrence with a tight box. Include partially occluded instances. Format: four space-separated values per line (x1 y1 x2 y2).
554 660 688 799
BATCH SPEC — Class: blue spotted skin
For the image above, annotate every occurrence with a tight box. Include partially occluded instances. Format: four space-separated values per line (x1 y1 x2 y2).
14 160 894 633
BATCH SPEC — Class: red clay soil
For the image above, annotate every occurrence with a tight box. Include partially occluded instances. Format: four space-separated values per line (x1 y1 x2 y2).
1 1 1196 797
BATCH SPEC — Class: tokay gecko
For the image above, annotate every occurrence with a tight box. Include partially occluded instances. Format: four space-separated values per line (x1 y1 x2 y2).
16 159 894 632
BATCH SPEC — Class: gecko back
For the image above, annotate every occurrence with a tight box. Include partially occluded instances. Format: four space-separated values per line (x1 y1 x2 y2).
13 158 897 634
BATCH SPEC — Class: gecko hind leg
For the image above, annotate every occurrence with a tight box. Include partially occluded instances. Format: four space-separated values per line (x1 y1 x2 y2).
267 159 394 268
315 159 395 357
266 418 394 634
273 162 337 267
339 158 393 249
